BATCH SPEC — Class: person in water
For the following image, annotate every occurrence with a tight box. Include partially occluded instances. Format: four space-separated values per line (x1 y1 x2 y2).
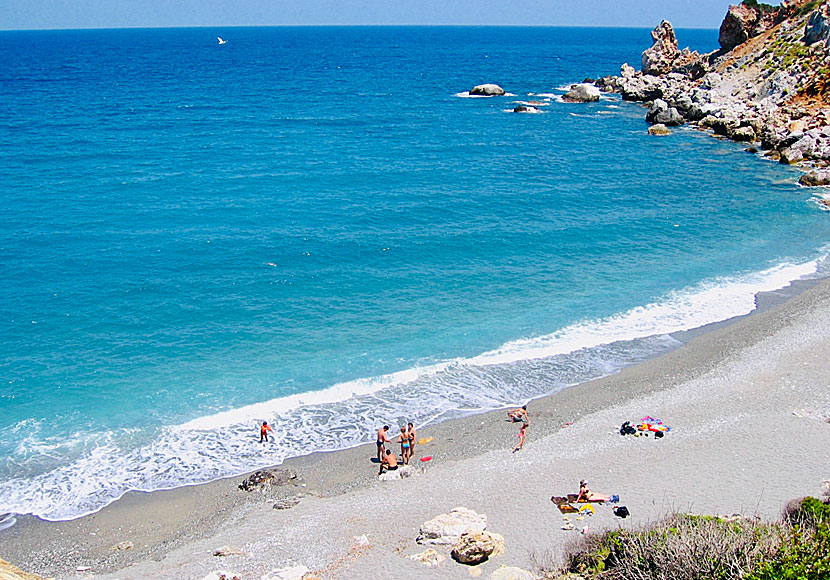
513 422 528 453
507 405 529 423
376 425 392 462
398 425 411 465
260 421 273 443
379 448 398 475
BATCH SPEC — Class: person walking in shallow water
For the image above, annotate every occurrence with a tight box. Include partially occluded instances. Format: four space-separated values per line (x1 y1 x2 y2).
260 421 273 443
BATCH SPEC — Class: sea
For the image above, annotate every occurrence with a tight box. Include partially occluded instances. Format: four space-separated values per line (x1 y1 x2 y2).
1 26 829 524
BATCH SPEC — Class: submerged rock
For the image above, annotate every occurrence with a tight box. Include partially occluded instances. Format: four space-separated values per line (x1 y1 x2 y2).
513 105 540 113
470 84 505 96
648 123 671 136
417 507 487 545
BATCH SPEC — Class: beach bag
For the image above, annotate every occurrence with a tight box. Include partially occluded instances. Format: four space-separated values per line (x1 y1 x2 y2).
613 506 630 518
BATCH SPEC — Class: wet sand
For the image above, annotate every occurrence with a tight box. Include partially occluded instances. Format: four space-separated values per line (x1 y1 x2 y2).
2 278 830 579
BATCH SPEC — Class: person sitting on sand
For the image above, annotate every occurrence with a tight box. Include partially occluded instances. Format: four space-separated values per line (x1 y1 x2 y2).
260 421 273 443
507 405 529 423
377 425 392 462
576 480 611 502
513 423 528 453
379 448 399 475
398 425 411 465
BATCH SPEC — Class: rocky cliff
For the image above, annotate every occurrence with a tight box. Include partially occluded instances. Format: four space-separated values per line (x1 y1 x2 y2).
597 0 830 176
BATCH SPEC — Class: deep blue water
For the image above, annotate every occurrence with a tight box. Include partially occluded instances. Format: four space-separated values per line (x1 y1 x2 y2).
1 26 829 521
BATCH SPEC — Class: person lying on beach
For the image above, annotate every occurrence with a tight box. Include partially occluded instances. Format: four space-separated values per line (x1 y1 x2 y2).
398 425 411 465
377 425 392 462
513 423 528 453
379 448 399 475
259 421 273 443
576 480 611 502
507 405 529 423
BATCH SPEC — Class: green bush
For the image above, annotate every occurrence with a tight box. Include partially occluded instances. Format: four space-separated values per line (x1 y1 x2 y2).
547 497 830 580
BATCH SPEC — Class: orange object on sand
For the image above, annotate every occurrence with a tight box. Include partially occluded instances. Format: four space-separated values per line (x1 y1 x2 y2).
420 456 432 462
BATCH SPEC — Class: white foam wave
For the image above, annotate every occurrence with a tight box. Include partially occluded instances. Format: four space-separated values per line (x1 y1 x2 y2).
472 260 818 366
454 92 517 98
0 258 821 521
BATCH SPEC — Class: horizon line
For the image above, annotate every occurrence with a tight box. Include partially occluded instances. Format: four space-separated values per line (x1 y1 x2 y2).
0 23 720 33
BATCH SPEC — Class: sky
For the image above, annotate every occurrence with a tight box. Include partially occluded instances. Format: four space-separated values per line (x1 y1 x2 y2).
1 0 780 31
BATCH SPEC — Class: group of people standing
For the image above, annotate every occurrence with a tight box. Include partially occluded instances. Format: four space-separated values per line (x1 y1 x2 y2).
376 422 417 474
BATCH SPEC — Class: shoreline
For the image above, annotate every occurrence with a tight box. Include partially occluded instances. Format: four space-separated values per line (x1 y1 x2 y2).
3 274 829 578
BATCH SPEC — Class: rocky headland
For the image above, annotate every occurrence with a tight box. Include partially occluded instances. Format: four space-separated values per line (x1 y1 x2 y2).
596 0 830 185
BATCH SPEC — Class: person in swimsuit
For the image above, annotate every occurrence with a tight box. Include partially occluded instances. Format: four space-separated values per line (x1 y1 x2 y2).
379 448 399 475
507 405 529 423
260 421 273 443
398 426 411 464
513 422 528 452
376 425 392 462
576 480 611 502
407 422 417 459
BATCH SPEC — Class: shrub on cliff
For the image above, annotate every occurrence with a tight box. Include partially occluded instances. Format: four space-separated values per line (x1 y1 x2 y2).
741 0 780 14
540 497 830 580
746 497 830 580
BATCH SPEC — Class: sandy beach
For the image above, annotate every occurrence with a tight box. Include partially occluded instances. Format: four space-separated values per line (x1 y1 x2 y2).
3 277 830 580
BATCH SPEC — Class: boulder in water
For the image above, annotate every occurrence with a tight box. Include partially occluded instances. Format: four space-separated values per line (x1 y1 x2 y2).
470 84 505 96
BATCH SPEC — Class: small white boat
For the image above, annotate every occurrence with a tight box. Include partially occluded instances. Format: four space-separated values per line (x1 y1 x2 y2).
217 37 228 45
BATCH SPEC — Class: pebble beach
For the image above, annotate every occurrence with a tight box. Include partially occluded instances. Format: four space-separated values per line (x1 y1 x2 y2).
3 276 829 580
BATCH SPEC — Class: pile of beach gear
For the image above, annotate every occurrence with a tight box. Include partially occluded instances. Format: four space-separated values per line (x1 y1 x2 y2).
619 416 671 438
552 492 626 531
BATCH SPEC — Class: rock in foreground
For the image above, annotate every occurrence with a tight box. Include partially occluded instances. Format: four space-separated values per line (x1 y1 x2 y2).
238 469 298 492
0 557 52 580
451 530 505 564
416 507 487 545
487 567 536 580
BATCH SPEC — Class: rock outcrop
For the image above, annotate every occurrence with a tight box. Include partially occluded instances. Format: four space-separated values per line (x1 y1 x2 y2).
416 507 487 545
594 9 830 172
648 123 671 136
719 2 786 51
470 84 506 96
450 530 505 565
799 169 830 185
804 2 830 46
563 83 601 102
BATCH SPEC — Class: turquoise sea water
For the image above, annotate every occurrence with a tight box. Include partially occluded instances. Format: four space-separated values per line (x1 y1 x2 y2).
1 26 829 521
